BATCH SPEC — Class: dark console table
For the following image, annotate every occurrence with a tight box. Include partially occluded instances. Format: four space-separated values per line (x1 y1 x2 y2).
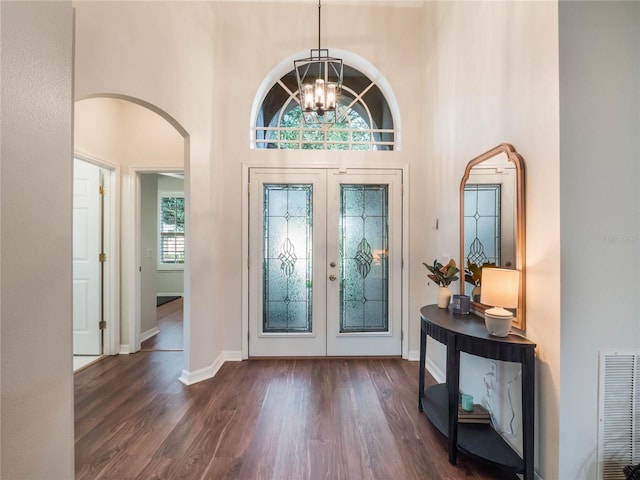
418 304 536 479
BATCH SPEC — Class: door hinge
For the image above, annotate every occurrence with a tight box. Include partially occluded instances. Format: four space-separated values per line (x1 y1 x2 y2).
99 185 106 195
99 253 107 262
99 320 107 330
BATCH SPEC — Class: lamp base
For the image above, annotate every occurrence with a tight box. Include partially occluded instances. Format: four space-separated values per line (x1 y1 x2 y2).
484 307 513 337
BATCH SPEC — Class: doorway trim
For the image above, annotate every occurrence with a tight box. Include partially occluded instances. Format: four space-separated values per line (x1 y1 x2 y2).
74 151 120 356
241 162 410 360
123 166 185 354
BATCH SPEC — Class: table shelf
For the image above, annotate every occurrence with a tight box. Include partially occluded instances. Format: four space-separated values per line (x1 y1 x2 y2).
421 383 524 473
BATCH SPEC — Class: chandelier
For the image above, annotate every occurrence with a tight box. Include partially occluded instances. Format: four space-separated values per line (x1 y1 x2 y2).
294 0 343 124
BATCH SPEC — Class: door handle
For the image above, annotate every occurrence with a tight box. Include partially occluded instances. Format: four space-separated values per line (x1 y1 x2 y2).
329 274 337 281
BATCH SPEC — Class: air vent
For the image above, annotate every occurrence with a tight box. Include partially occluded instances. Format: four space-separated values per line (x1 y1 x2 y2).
598 352 640 480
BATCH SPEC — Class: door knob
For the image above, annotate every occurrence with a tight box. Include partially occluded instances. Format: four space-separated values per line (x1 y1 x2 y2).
329 274 337 281
329 261 336 268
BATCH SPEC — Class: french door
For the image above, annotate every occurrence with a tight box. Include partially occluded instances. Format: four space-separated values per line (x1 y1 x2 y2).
248 168 402 357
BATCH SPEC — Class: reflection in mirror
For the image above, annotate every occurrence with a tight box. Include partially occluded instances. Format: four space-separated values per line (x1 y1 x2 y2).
460 144 525 330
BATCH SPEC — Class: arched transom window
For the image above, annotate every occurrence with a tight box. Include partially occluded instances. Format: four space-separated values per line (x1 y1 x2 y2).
255 65 395 151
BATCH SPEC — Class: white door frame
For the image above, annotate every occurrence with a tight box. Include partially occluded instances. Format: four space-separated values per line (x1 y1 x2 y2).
241 162 410 360
74 152 120 356
122 166 185 354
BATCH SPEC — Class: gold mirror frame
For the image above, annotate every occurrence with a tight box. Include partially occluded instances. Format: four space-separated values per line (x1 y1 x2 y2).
459 143 526 330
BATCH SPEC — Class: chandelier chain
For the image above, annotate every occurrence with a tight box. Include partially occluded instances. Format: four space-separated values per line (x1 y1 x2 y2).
318 1 322 53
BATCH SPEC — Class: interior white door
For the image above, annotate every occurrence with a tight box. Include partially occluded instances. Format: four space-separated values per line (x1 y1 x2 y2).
73 159 102 355
248 167 403 357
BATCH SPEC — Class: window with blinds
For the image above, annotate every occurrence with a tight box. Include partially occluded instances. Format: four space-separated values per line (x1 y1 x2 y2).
159 194 185 267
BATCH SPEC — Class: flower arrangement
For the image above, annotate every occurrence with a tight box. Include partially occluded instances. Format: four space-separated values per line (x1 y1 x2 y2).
464 260 496 287
423 259 460 287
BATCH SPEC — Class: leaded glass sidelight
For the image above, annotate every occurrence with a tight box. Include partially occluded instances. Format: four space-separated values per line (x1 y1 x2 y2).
463 184 501 266
339 184 389 333
263 184 313 333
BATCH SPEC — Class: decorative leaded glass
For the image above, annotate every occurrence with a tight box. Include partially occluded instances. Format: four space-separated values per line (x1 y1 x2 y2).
339 184 389 333
263 184 313 333
463 184 501 266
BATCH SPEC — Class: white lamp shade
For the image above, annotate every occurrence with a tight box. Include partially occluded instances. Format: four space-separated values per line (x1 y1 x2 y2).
480 268 520 309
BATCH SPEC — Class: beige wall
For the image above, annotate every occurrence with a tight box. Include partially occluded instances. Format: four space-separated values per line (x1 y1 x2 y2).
559 2 640 478
425 2 561 477
0 1 75 477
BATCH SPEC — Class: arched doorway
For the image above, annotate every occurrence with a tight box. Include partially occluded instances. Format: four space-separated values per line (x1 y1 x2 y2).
74 95 190 366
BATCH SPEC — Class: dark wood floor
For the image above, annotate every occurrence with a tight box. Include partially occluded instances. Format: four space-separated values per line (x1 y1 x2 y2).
141 297 184 351
75 351 516 479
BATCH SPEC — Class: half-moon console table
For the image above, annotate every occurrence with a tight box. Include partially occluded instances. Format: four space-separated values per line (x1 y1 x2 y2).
418 304 536 479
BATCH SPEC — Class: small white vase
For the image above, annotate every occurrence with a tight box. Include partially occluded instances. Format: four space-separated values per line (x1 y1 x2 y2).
437 286 452 308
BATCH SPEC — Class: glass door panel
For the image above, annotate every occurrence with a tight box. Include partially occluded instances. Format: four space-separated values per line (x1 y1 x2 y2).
263 184 313 333
339 184 389 333
326 169 402 356
249 169 327 357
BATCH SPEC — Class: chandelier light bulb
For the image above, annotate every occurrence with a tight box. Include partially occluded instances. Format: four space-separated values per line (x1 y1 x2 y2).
302 84 315 111
315 78 325 107
326 83 337 110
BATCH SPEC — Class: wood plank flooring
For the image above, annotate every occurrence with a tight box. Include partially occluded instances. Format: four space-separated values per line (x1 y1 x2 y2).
75 353 516 479
141 298 184 351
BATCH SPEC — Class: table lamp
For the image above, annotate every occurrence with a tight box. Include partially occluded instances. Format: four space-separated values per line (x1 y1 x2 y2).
480 267 520 337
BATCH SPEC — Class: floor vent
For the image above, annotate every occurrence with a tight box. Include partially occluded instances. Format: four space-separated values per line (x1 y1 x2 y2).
598 352 640 480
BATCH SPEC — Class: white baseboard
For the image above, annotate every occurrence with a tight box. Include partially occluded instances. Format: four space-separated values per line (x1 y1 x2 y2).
178 350 243 385
408 349 420 361
425 357 445 384
140 326 160 343
119 344 132 354
407 349 445 383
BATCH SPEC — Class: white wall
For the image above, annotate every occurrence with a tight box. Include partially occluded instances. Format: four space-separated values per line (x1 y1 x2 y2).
0 1 75 478
559 2 640 478
425 2 561 478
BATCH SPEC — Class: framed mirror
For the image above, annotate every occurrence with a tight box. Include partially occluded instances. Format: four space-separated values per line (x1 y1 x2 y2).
459 144 526 330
